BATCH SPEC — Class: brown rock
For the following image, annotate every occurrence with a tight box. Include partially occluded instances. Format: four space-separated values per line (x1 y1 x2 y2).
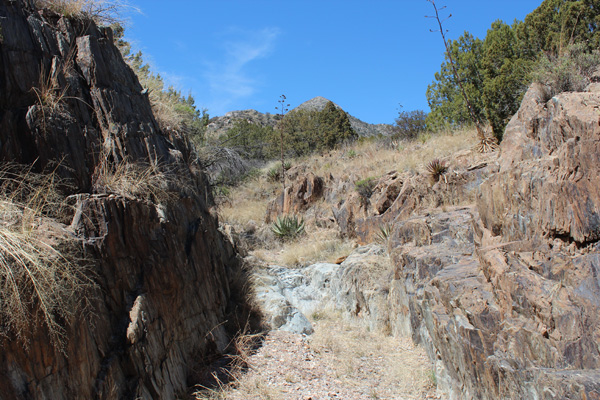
385 84 600 399
0 3 259 399
266 172 324 222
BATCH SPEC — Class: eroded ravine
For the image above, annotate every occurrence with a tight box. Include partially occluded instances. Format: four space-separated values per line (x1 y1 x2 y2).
196 244 441 400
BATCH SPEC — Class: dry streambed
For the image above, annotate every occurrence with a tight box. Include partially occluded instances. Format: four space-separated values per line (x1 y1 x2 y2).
195 245 441 399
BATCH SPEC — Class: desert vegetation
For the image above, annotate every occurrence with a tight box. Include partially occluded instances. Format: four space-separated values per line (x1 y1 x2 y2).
426 0 600 140
217 125 476 269
0 165 94 350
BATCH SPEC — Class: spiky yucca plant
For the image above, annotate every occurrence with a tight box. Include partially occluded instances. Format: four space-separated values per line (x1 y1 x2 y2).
426 159 448 183
271 215 305 240
376 223 393 244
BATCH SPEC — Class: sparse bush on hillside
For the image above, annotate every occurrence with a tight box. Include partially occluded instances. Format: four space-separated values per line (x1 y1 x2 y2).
355 177 376 207
393 107 428 140
532 43 600 97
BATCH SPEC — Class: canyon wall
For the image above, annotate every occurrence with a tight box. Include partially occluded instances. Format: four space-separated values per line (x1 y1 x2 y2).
0 1 256 398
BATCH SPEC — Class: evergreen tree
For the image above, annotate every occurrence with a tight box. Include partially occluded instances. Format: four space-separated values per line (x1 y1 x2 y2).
425 32 485 131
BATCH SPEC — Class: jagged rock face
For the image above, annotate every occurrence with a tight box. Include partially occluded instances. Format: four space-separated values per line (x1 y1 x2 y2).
478 83 600 246
265 171 324 222
0 0 176 191
384 84 600 399
331 165 493 244
0 2 253 399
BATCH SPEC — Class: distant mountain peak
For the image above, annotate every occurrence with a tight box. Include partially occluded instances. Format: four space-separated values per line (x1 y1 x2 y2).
206 96 395 138
294 96 341 112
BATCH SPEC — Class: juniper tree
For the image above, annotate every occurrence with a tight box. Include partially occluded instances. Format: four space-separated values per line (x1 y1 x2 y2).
426 0 498 152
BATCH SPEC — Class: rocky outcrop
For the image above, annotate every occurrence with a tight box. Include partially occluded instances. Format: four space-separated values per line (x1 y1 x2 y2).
332 162 495 244
265 171 324 222
0 2 256 398
385 83 600 399
479 83 600 246
251 244 393 336
276 82 600 399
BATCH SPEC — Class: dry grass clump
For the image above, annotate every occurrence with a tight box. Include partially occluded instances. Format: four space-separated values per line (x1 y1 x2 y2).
31 62 69 116
218 165 279 226
92 155 178 203
35 0 130 25
0 164 94 350
193 329 276 400
426 158 448 183
252 227 355 267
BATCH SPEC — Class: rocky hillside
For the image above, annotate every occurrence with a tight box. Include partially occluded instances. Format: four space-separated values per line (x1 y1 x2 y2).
205 96 395 139
0 1 257 399
248 79 600 398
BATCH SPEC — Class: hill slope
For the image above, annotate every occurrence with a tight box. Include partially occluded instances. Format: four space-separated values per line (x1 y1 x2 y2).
206 96 395 138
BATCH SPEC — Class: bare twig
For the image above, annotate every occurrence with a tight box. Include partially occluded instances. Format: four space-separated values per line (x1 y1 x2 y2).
275 95 290 207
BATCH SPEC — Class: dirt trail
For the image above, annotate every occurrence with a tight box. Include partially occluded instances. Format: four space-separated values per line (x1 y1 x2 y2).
196 311 441 400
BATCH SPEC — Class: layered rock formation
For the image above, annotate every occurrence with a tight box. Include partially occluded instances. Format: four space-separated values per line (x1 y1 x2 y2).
0 1 256 398
361 83 600 398
260 82 600 398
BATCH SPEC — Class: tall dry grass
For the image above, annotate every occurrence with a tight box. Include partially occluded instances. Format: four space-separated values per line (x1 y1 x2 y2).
308 308 435 398
311 126 476 180
0 164 94 350
92 155 179 203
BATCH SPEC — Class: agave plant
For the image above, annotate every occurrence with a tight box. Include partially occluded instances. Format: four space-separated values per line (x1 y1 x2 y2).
266 166 280 182
271 214 305 240
376 223 393 244
426 159 448 183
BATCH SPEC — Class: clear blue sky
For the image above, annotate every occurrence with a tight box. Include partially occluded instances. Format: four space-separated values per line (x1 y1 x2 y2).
124 1 542 124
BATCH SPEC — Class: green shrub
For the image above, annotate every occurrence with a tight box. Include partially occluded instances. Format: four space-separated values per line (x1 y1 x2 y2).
532 43 600 98
222 119 277 160
279 101 357 156
267 166 280 182
375 223 393 244
355 177 376 202
271 215 305 240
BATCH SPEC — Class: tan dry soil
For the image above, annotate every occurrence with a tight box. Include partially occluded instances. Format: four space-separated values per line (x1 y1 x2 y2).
196 312 443 400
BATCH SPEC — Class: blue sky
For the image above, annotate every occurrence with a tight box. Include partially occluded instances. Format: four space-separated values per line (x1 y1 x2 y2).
124 1 543 124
